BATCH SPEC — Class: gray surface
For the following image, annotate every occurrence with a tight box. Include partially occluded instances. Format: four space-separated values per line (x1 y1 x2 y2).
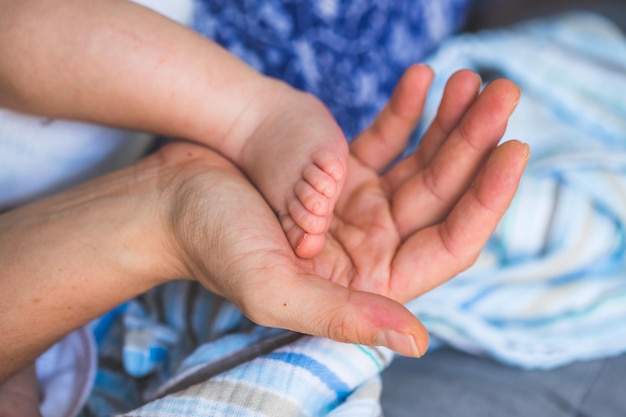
381 348 626 417
468 0 626 32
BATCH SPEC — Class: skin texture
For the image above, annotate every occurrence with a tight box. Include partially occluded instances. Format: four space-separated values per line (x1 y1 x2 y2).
0 63 527 374
0 0 348 258
0 66 528 415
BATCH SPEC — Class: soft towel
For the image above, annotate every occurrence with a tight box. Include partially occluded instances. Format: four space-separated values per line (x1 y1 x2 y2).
409 11 626 370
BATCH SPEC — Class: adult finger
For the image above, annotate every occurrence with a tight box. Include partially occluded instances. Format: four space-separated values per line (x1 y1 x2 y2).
392 79 521 238
237 269 429 358
384 69 482 190
388 140 529 302
350 64 433 174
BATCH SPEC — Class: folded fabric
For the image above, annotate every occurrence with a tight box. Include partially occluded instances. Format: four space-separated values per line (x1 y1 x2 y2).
84 12 626 417
83 282 391 417
408 11 626 369
120 335 389 417
37 328 96 417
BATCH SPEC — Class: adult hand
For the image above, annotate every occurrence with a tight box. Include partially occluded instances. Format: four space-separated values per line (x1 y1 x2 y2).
172 65 529 357
0 67 526 383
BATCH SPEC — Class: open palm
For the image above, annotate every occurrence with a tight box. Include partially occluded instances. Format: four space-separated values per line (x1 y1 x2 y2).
173 65 528 357
317 65 527 299
277 65 528 355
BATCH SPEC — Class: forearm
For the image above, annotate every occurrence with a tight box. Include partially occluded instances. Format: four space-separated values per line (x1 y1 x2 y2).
0 151 178 382
0 0 271 154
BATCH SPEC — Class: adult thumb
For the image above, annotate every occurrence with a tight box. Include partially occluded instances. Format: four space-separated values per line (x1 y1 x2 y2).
241 273 429 358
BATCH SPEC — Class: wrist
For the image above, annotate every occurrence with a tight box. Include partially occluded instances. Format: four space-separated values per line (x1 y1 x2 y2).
0 152 178 377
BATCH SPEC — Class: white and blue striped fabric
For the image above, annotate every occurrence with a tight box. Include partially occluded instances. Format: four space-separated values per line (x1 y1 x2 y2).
83 282 393 417
409 12 626 370
82 12 626 417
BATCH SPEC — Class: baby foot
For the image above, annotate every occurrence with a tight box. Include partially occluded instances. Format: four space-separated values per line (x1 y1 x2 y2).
237 90 348 258
281 148 346 258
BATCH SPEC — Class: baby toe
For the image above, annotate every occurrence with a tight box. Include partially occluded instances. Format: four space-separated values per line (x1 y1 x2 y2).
295 180 329 217
294 233 326 259
287 197 327 235
302 165 336 199
312 149 346 183
279 213 326 259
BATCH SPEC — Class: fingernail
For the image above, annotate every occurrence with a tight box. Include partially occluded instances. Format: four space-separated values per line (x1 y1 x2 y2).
295 232 307 250
375 330 422 358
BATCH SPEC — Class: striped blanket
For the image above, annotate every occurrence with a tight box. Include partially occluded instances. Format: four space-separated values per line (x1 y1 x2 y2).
82 12 626 417
409 11 626 370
